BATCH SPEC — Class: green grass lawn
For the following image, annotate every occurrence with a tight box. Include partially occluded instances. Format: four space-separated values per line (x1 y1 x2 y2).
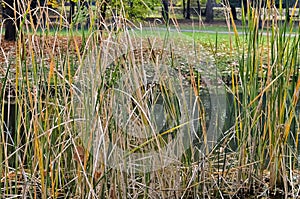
182 31 233 43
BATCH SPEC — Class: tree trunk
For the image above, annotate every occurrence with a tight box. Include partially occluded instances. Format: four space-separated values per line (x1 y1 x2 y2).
230 5 237 20
161 0 169 24
69 1 76 24
30 0 37 25
183 0 186 18
3 0 19 41
186 0 191 19
197 0 201 16
205 0 214 23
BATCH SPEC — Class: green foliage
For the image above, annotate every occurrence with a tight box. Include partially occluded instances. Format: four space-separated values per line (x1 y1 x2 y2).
109 0 160 20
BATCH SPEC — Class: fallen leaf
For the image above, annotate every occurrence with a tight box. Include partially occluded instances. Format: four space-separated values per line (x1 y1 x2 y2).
74 145 85 163
94 171 102 181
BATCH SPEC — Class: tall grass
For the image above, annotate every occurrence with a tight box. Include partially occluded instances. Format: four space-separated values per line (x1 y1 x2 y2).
0 0 299 198
228 0 300 196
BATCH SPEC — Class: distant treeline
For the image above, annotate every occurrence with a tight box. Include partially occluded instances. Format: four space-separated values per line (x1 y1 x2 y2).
229 0 299 8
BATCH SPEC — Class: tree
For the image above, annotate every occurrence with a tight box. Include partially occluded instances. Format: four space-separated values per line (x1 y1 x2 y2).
182 0 191 19
2 0 39 41
69 0 76 23
205 0 214 22
228 0 241 20
98 0 109 30
161 0 169 24
3 0 19 41
230 4 237 20
182 0 185 18
196 0 201 16
69 0 90 28
185 0 191 19
95 0 159 31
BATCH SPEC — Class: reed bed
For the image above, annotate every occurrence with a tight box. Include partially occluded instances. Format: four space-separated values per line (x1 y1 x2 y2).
0 0 299 198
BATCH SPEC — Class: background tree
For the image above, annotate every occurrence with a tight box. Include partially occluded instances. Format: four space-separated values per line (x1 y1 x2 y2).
228 0 240 20
196 0 201 16
2 0 38 41
98 0 109 31
205 0 213 22
3 0 19 41
95 0 159 30
109 0 159 20
230 4 237 20
161 0 169 23
182 0 186 18
185 0 191 19
182 0 191 19
69 0 76 23
68 0 90 28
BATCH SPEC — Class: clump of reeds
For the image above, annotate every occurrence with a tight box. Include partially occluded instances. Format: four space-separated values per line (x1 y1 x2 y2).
226 0 300 197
